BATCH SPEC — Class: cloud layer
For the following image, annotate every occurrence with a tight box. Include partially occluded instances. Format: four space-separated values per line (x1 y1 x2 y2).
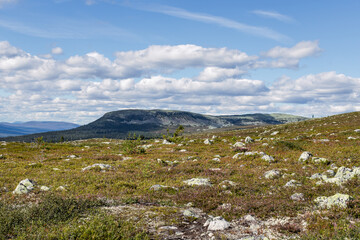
0 40 358 123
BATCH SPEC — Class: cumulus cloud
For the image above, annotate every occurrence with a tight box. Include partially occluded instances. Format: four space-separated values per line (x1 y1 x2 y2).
51 47 63 55
0 40 355 123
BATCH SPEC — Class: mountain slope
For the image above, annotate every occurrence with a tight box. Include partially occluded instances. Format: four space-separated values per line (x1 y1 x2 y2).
0 121 80 137
0 109 307 142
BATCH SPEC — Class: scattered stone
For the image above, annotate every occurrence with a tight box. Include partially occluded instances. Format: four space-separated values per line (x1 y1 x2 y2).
158 226 178 233
348 136 357 140
291 193 304 201
204 139 213 145
40 186 50 191
310 173 323 179
183 178 211 186
204 216 230 231
56 186 66 191
0 154 5 159
212 157 221 162
141 144 153 149
312 157 330 164
179 149 187 152
261 154 275 163
245 136 254 143
324 169 336 177
232 153 242 159
233 142 245 147
13 179 36 194
271 131 279 136
321 166 360 185
68 155 77 158
53 168 60 171
189 139 195 143
262 143 269 146
284 180 302 187
162 139 173 145
264 170 282 179
150 184 178 191
355 129 360 133
315 193 351 209
82 163 113 171
219 180 237 189
299 152 312 162
183 209 199 218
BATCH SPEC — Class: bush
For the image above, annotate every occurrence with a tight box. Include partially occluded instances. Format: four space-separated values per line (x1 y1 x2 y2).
121 133 146 155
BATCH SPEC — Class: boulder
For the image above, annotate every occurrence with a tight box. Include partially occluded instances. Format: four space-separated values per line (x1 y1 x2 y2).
13 179 36 194
82 163 112 171
183 209 199 218
204 139 213 145
264 170 282 179
284 179 301 187
204 216 230 231
290 193 304 201
233 142 245 148
312 157 330 164
245 136 254 143
261 154 275 163
183 178 211 186
299 152 312 162
321 166 360 185
315 193 351 209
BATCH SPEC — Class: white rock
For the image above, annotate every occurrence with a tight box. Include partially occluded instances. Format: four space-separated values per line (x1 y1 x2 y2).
179 149 187 152
312 157 330 164
183 209 199 218
204 139 213 145
82 163 112 171
354 129 360 133
271 131 279 136
219 180 236 189
261 154 275 163
284 179 301 187
245 136 254 143
56 186 66 191
13 179 36 195
233 142 245 147
348 136 357 140
290 193 304 201
299 152 312 162
212 157 221 162
162 139 173 145
264 170 282 179
204 216 230 231
183 178 211 186
40 186 50 191
315 193 351 209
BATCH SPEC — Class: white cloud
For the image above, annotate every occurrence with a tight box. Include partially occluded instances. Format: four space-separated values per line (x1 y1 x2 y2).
51 47 63 55
262 40 321 59
0 41 355 124
252 10 294 23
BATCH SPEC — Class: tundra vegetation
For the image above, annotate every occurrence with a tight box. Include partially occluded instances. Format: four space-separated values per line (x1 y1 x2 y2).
0 112 360 239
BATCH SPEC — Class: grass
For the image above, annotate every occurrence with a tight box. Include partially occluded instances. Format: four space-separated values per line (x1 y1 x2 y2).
0 111 360 238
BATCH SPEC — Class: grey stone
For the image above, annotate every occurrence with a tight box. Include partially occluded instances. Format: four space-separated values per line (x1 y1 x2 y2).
13 179 36 195
183 178 211 186
204 139 213 145
261 154 275 163
291 193 304 201
82 163 112 171
233 142 245 147
264 170 282 179
299 152 312 162
183 209 199 218
284 179 302 187
40 186 50 191
204 216 230 231
315 193 351 209
245 136 254 143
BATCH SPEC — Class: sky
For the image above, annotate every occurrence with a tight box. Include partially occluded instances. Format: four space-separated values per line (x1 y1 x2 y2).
0 0 359 124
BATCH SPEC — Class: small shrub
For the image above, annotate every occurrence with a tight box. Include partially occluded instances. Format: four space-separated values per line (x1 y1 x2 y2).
121 133 146 155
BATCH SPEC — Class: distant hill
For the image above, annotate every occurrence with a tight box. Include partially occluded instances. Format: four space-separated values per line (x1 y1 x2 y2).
0 121 80 137
0 109 307 142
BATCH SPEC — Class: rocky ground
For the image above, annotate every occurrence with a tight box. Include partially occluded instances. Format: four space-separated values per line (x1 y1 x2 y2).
1 111 360 239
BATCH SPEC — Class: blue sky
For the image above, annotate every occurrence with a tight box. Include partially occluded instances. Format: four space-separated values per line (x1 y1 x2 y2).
0 0 359 124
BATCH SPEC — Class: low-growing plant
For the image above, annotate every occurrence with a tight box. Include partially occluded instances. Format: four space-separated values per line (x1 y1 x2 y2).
121 133 146 155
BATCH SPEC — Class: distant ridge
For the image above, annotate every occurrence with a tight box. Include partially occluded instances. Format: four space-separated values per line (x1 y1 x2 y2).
0 121 80 137
0 109 307 142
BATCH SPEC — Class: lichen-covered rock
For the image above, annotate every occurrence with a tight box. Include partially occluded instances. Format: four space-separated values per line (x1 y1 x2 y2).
310 173 323 179
315 193 351 209
321 166 360 185
264 170 282 179
162 139 173 145
219 180 237 189
212 157 221 162
291 193 304 201
261 154 275 163
299 152 312 162
284 180 301 187
13 179 36 194
233 142 245 147
183 178 211 186
312 157 330 164
245 136 254 143
204 216 230 231
82 163 112 171
183 209 199 218
204 139 213 145
40 186 50 191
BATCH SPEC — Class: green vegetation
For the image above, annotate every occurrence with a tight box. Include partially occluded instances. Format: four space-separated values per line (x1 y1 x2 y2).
0 111 359 238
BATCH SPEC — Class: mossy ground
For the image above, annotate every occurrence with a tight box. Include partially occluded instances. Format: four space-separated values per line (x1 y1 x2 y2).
1 112 360 239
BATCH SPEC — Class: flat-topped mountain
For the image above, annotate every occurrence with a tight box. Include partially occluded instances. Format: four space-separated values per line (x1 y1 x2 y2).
0 109 307 142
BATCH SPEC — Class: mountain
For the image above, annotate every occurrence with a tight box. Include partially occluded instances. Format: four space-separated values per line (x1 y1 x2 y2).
0 109 307 142
0 121 80 137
